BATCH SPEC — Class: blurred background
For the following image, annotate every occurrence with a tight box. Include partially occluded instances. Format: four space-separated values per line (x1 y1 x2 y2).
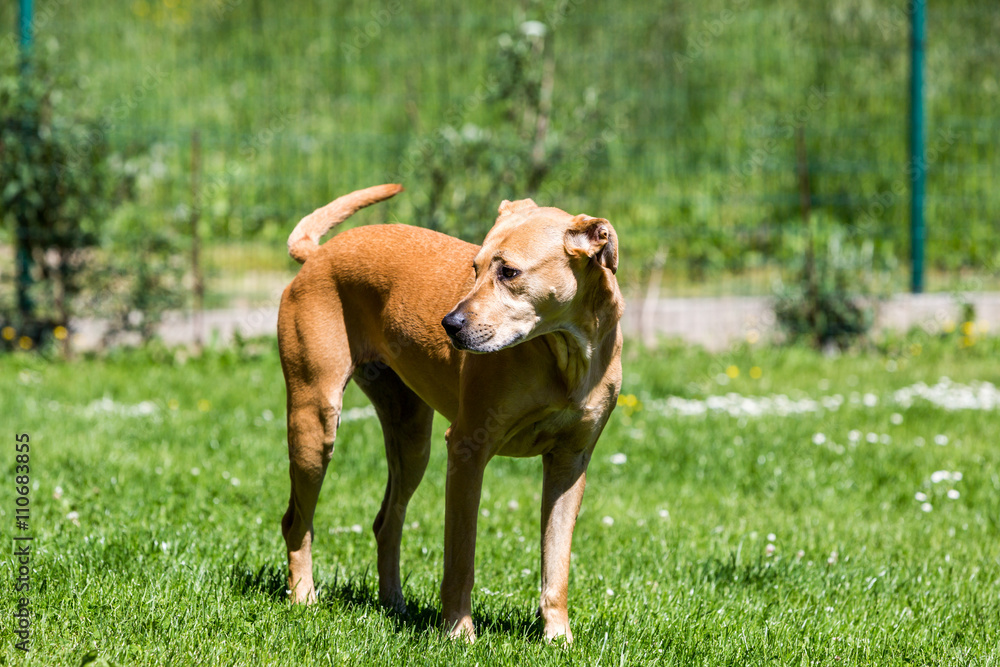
1 0 998 353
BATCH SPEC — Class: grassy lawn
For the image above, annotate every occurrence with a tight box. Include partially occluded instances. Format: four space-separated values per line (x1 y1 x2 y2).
3 333 999 665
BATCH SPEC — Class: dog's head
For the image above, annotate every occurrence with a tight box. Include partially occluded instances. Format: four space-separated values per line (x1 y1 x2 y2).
442 198 624 353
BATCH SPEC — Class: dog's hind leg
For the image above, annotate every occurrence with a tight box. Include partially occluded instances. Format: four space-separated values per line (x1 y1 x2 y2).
280 308 353 605
354 363 433 615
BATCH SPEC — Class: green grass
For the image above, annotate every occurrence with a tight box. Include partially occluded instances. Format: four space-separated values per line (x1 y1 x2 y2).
3 334 1000 665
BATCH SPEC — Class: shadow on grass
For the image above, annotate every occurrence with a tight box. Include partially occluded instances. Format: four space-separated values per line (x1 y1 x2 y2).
693 550 791 590
228 561 542 640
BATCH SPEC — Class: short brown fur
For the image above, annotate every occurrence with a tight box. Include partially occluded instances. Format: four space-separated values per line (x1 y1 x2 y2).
278 184 623 642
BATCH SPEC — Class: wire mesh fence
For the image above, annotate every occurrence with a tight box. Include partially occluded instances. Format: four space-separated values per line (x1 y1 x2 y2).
1 0 998 347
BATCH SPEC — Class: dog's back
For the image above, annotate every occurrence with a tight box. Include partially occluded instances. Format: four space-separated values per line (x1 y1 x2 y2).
280 223 476 420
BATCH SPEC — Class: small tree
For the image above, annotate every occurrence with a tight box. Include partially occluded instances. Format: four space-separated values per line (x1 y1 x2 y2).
403 18 611 243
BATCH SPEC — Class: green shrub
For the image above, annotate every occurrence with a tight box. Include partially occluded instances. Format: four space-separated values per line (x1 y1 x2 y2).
774 216 893 349
0 46 184 352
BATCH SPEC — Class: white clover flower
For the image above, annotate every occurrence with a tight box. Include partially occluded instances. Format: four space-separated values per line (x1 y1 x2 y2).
930 471 951 484
520 20 548 38
812 433 827 445
921 503 933 512
602 516 615 526
934 434 949 446
890 413 904 425
610 453 627 465
947 489 960 500
915 492 928 502
866 432 879 444
765 544 776 557
848 430 862 443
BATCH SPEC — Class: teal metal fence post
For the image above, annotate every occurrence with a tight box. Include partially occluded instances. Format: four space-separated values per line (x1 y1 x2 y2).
909 0 926 294
15 0 35 321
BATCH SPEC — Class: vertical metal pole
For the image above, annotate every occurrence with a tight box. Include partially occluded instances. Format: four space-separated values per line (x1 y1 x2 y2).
18 0 33 55
909 0 926 294
15 0 35 320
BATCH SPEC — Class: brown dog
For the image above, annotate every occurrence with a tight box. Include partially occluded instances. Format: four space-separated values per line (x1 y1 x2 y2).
277 184 623 642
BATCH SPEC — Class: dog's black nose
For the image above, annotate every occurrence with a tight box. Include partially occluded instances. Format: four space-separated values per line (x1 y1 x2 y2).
441 311 466 338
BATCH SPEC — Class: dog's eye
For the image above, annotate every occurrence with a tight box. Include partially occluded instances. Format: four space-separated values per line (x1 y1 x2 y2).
498 265 521 280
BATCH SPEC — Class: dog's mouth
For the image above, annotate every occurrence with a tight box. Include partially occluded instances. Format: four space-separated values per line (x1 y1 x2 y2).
448 329 525 354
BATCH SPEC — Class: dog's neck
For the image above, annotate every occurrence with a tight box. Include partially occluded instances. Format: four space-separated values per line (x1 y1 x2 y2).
539 264 624 399
544 290 623 399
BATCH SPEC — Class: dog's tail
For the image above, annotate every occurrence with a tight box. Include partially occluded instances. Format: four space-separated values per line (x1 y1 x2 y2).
287 183 404 264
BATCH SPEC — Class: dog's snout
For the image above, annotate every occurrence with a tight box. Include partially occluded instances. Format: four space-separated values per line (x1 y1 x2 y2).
441 311 466 338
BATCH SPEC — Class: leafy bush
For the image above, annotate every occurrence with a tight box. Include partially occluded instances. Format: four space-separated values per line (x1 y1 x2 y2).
774 216 893 349
0 49 113 347
404 18 613 243
0 46 184 352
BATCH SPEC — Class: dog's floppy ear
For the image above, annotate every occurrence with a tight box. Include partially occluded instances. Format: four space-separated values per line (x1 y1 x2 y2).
497 198 538 218
565 214 618 274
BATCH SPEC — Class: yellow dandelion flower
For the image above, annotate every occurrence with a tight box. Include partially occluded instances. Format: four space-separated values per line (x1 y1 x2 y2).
168 399 180 411
2 326 14 341
18 336 33 350
197 399 212 412
961 321 975 336
942 320 956 334
749 366 762 379
54 325 69 340
726 365 739 379
909 342 922 357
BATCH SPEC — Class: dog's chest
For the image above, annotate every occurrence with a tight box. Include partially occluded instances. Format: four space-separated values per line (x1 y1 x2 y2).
497 403 602 458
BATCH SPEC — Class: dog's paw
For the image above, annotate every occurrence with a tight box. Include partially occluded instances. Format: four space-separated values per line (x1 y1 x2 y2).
543 620 573 645
445 616 477 644
379 592 409 618
287 585 317 606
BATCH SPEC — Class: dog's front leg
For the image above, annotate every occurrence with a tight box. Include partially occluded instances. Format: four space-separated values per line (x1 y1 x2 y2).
440 428 488 642
538 448 591 643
